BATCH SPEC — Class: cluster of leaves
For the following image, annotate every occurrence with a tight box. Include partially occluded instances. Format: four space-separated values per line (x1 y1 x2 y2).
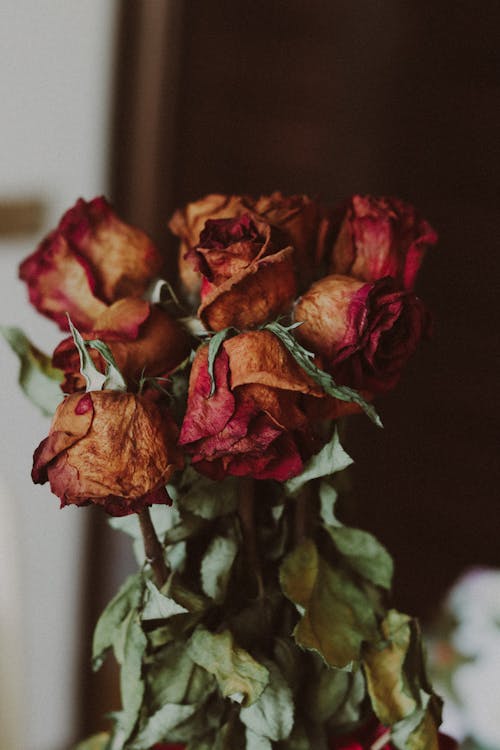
75 432 441 750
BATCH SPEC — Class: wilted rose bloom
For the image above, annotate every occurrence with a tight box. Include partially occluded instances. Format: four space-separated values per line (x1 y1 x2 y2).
19 197 164 331
32 391 183 515
169 191 323 301
329 195 438 290
192 214 297 331
179 331 325 481
294 275 431 395
53 298 191 393
169 193 249 299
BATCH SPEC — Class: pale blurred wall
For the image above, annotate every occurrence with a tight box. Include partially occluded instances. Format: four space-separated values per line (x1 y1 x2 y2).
0 2 118 749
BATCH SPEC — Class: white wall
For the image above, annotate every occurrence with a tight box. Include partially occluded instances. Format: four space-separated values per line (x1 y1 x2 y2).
0 2 118 748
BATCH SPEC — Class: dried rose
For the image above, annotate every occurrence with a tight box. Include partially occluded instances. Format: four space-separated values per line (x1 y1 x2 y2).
294 274 430 395
328 195 437 290
52 297 191 393
169 193 249 299
32 391 183 515
169 191 324 302
179 331 324 481
19 197 164 331
193 214 297 330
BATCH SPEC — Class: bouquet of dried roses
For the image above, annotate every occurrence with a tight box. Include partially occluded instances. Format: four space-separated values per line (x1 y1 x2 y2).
3 192 457 750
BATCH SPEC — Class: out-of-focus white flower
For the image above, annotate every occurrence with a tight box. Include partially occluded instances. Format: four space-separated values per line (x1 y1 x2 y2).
453 655 500 749
447 568 500 657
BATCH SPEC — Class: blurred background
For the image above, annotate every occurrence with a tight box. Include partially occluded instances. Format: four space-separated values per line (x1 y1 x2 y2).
0 1 498 748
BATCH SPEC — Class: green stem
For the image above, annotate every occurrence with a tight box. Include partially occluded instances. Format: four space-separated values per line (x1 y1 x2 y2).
138 507 169 588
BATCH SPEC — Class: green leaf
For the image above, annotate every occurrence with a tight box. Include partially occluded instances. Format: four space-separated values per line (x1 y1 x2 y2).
109 610 148 750
264 321 382 427
305 667 351 723
246 728 273 750
327 526 394 590
240 660 294 741
109 505 185 569
362 609 442 750
87 338 127 391
146 641 214 710
73 733 110 750
201 535 238 603
280 539 379 669
67 317 107 391
141 579 189 620
285 429 353 496
319 482 340 527
187 628 269 705
129 703 197 749
179 470 239 519
0 326 63 415
207 327 236 396
92 573 143 671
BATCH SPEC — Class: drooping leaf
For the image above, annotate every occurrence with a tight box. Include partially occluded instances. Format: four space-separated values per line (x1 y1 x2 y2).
246 728 273 750
207 327 236 396
109 610 148 750
201 535 238 603
87 338 127 391
92 573 143 671
109 505 185 569
319 482 340 527
285 429 353 496
264 321 382 427
73 733 110 750
280 539 379 669
187 628 269 705
67 317 107 391
146 641 214 710
305 666 351 724
327 525 394 590
179 470 239 519
0 326 63 415
362 609 442 750
240 660 294 741
128 703 197 749
141 579 189 620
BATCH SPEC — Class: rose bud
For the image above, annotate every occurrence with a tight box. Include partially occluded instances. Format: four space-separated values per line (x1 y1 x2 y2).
329 195 438 290
53 297 191 393
32 391 183 515
19 196 164 331
193 214 297 331
294 274 431 395
169 193 249 300
179 331 325 481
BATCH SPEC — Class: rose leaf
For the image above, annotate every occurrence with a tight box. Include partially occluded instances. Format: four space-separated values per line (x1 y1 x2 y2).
245 728 273 750
327 525 394 590
362 609 442 750
279 539 379 669
187 628 269 705
73 733 110 750
264 321 382 427
92 573 143 671
285 428 353 496
0 325 63 415
141 578 189 620
201 535 238 603
240 660 294 741
179 469 239 519
128 703 197 749
87 338 127 391
67 317 107 391
207 326 236 396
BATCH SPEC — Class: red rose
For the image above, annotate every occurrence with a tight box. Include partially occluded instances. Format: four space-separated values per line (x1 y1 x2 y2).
32 391 183 515
329 723 457 750
53 298 191 393
19 197 164 331
329 195 437 290
294 275 430 395
179 331 324 481
190 214 297 331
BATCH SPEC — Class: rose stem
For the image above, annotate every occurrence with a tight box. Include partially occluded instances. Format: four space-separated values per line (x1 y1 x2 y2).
238 478 265 600
138 507 169 588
